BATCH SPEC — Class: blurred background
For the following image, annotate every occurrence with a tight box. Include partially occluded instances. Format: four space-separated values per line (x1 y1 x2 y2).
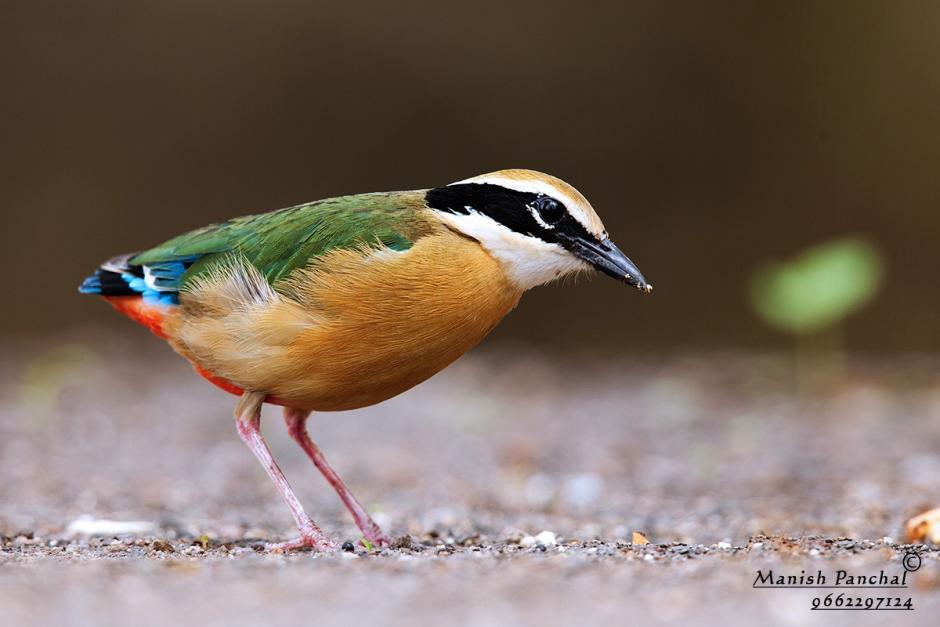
2 0 938 352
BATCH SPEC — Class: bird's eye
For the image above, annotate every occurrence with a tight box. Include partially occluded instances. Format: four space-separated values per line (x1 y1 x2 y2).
533 196 565 224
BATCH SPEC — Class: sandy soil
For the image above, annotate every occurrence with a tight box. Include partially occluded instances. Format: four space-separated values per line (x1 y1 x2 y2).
2 335 939 625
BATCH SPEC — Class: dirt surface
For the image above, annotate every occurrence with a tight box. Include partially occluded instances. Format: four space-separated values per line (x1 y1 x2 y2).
2 335 940 625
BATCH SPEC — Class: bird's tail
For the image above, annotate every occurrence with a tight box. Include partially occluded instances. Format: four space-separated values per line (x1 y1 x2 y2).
78 253 143 297
79 252 178 339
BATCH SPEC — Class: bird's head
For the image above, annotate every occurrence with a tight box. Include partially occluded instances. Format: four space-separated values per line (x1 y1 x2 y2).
426 169 652 292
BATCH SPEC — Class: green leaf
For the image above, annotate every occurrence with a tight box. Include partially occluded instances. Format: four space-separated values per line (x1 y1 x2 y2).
750 238 884 335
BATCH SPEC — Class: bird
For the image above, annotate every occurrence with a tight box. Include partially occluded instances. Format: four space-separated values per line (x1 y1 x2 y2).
79 169 651 551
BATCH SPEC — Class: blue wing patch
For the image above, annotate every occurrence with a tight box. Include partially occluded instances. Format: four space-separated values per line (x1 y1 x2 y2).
79 253 200 306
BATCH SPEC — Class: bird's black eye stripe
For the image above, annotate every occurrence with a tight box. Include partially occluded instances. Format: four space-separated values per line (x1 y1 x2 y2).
426 183 595 245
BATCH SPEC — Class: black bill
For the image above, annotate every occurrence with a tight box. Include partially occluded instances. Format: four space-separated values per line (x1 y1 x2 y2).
557 234 652 293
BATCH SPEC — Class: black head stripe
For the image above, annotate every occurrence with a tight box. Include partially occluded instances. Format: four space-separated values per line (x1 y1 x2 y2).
425 183 595 245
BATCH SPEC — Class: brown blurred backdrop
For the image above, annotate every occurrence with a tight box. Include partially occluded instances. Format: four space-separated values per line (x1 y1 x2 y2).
2 1 937 351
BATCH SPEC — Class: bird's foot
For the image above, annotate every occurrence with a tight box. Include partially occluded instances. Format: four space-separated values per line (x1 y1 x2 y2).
265 524 338 553
265 535 338 553
359 522 391 549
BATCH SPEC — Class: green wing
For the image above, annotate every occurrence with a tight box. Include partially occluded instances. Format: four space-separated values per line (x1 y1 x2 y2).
131 191 431 291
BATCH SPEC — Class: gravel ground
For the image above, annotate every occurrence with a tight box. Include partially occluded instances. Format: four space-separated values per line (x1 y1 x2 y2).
2 333 940 626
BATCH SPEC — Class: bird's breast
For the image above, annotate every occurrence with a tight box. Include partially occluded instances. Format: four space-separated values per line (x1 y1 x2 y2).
165 230 522 411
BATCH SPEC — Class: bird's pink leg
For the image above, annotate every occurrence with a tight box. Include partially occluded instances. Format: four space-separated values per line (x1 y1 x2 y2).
234 392 337 552
284 407 391 547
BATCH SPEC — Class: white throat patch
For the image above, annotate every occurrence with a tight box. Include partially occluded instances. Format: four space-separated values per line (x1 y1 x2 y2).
435 210 589 290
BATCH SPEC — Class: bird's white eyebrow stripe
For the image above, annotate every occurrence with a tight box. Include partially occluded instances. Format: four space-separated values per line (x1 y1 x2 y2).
450 174 598 235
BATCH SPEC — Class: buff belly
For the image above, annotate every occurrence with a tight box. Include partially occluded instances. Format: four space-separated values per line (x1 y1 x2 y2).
161 231 522 411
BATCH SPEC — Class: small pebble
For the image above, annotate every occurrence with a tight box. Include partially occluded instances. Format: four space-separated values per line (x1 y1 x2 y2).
534 531 557 546
716 541 731 549
151 540 175 553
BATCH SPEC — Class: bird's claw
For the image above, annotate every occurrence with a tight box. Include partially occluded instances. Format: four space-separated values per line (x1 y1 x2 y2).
359 522 391 549
265 524 338 552
265 535 338 552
